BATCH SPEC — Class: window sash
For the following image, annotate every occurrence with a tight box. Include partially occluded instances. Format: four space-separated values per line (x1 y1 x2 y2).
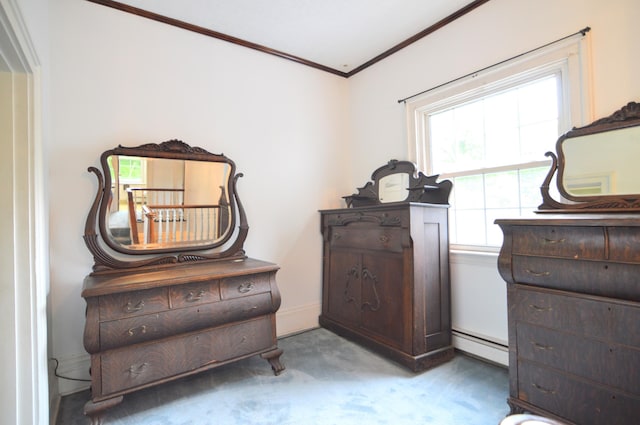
405 35 591 249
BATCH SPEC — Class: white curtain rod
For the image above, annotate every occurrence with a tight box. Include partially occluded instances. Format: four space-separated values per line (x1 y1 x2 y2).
397 26 591 104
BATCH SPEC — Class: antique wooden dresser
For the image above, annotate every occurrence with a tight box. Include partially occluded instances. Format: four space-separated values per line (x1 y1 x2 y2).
82 258 283 420
496 215 640 424
81 140 284 424
494 101 640 424
319 160 454 371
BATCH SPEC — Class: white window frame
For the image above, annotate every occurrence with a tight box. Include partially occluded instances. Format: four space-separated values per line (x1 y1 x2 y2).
406 35 592 251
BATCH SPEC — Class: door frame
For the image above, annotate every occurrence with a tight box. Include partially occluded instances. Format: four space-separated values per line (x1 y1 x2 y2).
0 1 49 424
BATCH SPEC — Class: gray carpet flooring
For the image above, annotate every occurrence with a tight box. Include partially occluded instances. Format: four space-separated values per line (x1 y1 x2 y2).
56 328 510 425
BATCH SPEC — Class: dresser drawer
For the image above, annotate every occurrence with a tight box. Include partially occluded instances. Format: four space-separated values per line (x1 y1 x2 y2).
516 322 640 394
220 273 271 300
511 225 605 259
330 226 405 253
511 285 640 347
99 287 169 321
608 226 640 262
512 255 640 300
169 280 220 308
99 317 275 396
99 293 275 350
517 360 640 425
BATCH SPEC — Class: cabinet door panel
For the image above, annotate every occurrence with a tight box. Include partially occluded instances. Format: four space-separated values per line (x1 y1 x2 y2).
360 252 405 349
326 250 361 325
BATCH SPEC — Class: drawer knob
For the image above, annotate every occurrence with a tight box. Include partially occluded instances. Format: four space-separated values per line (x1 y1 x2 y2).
186 289 206 302
124 300 145 313
238 282 254 293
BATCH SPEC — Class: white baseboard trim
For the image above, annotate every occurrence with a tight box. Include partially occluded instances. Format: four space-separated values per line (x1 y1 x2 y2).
276 302 321 337
56 303 322 396
452 331 508 367
54 352 91 396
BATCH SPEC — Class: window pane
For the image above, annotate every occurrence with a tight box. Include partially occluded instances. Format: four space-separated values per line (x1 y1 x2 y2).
485 171 519 209
517 76 558 125
451 175 484 209
453 209 486 246
519 167 549 209
485 208 521 246
428 73 562 247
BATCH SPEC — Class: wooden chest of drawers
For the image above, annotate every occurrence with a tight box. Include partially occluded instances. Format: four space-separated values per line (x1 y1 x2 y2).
319 203 453 371
82 258 283 423
496 216 640 425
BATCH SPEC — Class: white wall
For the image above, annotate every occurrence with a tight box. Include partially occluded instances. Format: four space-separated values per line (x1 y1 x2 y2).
347 0 640 363
48 0 640 396
48 0 350 394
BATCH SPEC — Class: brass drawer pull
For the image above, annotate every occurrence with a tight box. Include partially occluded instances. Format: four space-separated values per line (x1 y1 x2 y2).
128 362 149 377
543 237 566 244
525 269 551 277
186 289 206 302
529 304 552 312
532 383 557 395
531 341 554 350
124 300 145 313
238 282 255 293
127 325 147 336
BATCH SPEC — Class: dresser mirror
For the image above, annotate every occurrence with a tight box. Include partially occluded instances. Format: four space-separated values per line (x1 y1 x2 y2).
538 101 640 212
343 159 452 207
84 139 248 272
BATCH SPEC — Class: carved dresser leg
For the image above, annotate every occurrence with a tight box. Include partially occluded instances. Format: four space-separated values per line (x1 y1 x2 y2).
84 396 123 425
261 348 285 375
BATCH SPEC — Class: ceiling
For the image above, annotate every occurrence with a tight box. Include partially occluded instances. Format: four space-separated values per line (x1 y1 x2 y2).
88 0 489 77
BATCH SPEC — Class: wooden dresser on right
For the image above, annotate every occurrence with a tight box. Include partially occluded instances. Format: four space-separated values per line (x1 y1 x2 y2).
496 215 640 425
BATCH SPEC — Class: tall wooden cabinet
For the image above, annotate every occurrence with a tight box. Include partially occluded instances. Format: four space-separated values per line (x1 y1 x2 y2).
320 203 453 371
496 216 640 425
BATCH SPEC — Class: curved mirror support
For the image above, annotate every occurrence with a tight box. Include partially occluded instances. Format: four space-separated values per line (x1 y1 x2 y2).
538 101 640 212
85 140 248 272
343 160 452 207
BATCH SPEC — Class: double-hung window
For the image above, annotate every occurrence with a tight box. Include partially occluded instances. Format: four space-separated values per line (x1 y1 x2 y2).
407 36 591 249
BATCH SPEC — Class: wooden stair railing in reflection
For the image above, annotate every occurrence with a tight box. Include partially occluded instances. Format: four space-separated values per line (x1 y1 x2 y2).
142 204 224 244
126 187 185 244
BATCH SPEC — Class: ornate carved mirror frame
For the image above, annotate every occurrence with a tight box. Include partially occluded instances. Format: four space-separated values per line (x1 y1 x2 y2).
538 101 640 212
343 160 452 207
84 139 248 273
